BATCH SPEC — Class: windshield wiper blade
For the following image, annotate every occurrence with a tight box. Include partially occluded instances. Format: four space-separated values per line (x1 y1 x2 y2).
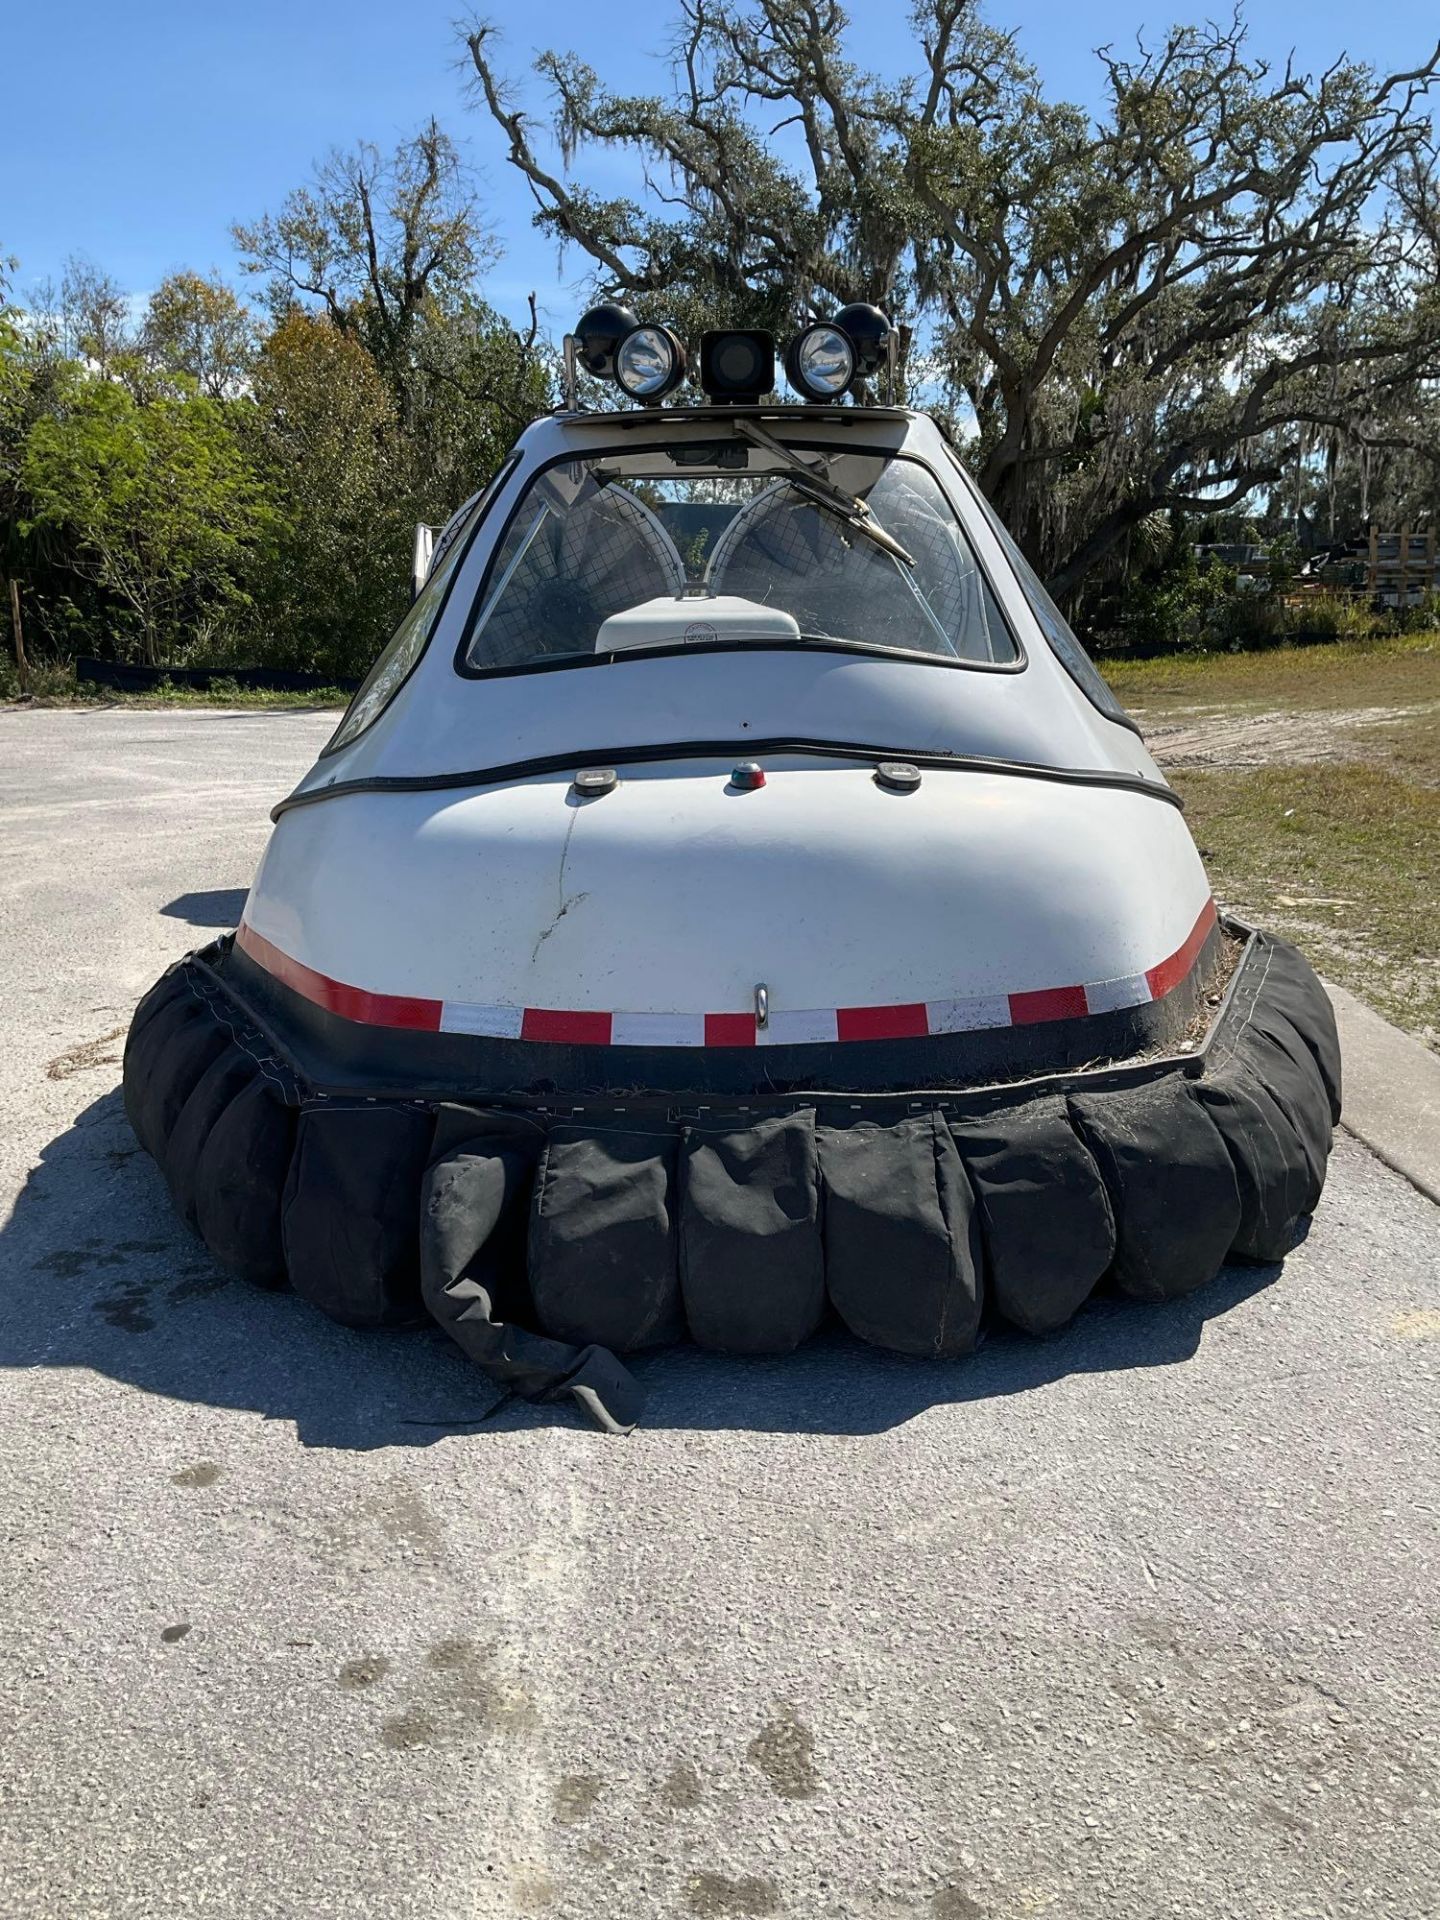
732 417 915 568
785 476 915 568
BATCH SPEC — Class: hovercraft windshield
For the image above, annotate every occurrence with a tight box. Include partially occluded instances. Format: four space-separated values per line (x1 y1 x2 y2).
460 442 1016 671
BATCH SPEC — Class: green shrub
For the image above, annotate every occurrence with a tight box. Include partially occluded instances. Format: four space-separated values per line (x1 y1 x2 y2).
1211 589 1286 651
1384 591 1440 636
1284 592 1378 642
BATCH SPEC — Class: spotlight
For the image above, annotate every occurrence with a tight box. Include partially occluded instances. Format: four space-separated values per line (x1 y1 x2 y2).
784 322 857 401
782 305 895 403
615 324 687 403
572 303 641 380
699 330 775 404
832 303 892 379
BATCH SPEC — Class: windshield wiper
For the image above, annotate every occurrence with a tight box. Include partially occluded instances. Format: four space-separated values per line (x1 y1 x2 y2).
785 476 916 569
732 418 915 568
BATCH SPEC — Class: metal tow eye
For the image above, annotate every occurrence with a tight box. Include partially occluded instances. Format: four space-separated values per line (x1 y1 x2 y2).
754 982 769 1031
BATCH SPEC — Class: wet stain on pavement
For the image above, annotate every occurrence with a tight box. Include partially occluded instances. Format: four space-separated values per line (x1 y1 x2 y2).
95 1279 157 1334
366 1482 444 1557
160 1623 192 1644
428 1637 537 1733
686 1871 778 1916
33 1236 169 1274
33 1245 125 1279
338 1655 391 1690
746 1706 818 1800
932 1887 986 1919
381 1707 440 1750
552 1773 602 1824
171 1460 222 1488
661 1760 704 1809
426 1636 480 1672
33 1239 188 1336
375 1638 538 1751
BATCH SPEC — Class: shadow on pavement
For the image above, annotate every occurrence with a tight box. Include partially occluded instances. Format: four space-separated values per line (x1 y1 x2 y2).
160 889 249 927
1 1088 1285 1450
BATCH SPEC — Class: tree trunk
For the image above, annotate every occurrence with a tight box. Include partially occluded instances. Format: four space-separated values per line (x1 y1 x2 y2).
4 575 28 694
1046 499 1152 603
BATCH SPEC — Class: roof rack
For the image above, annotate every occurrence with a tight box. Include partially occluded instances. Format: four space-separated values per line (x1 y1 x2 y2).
551 403 914 429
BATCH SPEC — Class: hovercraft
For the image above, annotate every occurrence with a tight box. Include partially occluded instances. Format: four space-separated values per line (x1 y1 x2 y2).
123 306 1341 1430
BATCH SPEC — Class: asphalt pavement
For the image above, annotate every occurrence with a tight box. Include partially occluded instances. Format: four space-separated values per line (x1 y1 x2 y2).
1 705 1437 1920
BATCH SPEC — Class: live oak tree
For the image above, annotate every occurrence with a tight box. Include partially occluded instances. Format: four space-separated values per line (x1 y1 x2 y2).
464 1 1440 593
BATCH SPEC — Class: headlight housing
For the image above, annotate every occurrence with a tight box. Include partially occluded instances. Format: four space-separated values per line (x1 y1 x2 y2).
572 303 641 379
698 330 775 404
783 306 894 403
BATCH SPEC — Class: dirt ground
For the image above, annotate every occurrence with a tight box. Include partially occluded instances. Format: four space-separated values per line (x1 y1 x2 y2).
1144 701 1439 771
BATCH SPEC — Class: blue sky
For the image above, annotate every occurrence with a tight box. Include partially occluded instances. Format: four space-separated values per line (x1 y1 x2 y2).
5 0 1437 334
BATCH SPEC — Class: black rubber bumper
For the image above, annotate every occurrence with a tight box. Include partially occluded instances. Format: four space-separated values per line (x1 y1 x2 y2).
121 925 1341 1431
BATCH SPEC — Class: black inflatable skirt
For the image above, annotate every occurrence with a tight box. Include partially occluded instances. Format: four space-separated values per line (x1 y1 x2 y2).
122 923 1341 1430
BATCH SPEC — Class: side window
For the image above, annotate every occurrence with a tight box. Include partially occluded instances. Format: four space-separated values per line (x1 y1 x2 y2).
323 464 514 755
428 456 517 578
943 448 1137 731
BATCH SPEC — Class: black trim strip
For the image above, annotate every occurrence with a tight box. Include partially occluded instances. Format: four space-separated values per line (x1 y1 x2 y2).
207 919 1243 1112
449 630 1024 684
271 738 1183 821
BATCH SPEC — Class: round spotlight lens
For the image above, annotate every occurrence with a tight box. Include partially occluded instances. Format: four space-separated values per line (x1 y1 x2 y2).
794 326 852 397
615 325 685 401
791 324 855 400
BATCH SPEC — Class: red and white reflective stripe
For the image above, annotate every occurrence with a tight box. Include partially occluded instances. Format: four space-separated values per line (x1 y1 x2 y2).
237 899 1217 1046
236 921 444 1031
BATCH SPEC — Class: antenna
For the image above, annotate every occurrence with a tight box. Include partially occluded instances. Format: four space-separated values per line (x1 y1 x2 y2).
562 333 578 411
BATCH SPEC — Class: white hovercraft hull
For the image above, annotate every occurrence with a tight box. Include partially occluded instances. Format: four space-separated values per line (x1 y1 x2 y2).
238 757 1213 1060
120 402 1342 1427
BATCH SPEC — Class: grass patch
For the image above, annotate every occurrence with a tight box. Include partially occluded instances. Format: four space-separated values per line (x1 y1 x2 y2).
1103 631 1440 713
1 661 348 710
1105 637 1439 1048
1177 764 1439 1043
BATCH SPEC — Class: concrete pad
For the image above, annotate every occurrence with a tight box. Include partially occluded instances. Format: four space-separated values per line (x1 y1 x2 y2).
1 710 1437 1920
1325 981 1440 1204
